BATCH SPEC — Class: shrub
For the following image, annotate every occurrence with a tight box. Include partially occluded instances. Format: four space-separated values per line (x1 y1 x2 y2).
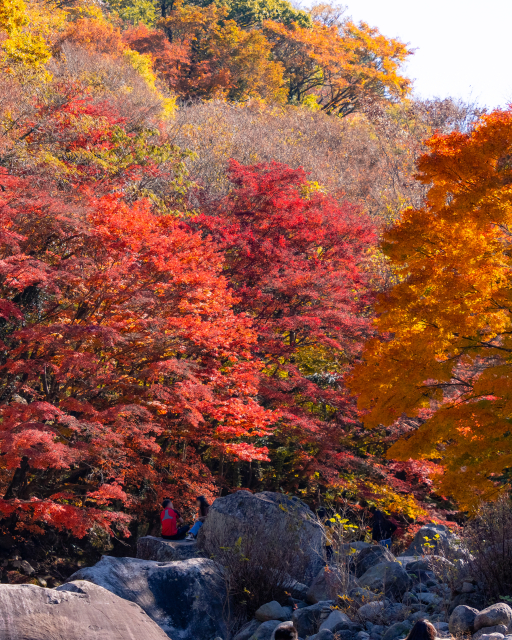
461 497 512 602
199 510 310 629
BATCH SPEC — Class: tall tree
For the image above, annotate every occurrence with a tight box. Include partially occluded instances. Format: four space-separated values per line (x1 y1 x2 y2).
0 93 274 539
349 108 512 510
199 160 376 494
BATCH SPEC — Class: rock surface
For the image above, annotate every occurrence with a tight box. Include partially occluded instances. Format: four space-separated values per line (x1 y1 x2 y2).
136 536 199 562
0 580 169 640
307 567 358 604
199 491 324 582
449 605 479 635
292 601 333 637
405 524 461 557
358 561 411 599
255 601 288 622
234 619 261 640
71 555 227 640
355 546 396 578
475 605 512 632
253 619 281 640
358 601 387 622
319 610 351 631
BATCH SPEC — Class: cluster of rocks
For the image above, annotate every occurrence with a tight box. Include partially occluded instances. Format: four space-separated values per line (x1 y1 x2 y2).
449 603 512 640
0 490 499 640
232 539 457 640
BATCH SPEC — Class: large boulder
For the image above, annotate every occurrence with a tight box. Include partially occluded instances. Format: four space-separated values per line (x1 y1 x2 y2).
474 626 509 640
0 580 169 640
405 524 462 557
199 491 324 583
475 604 512 632
136 536 199 562
358 562 411 599
355 546 396 578
70 556 226 640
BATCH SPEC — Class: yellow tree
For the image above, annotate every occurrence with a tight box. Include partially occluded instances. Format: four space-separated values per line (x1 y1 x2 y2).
264 18 411 115
0 0 53 68
349 109 512 510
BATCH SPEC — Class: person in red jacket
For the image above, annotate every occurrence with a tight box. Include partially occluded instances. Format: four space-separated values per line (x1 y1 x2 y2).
160 498 189 540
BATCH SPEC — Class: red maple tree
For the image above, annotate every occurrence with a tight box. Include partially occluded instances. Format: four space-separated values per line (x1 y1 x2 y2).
0 95 275 539
199 160 376 492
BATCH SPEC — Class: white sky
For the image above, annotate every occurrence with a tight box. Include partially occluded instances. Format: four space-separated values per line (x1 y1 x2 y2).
342 0 512 110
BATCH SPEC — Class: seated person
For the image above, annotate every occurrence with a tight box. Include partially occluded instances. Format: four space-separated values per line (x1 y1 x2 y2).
160 498 189 540
185 495 210 540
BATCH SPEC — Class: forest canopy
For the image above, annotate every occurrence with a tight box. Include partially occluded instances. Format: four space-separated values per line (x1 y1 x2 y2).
0 0 503 552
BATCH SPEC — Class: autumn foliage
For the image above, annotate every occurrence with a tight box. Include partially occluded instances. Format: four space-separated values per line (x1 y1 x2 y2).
0 0 489 548
350 109 512 510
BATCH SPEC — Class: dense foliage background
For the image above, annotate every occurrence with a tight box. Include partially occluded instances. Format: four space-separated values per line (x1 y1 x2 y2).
1 0 503 565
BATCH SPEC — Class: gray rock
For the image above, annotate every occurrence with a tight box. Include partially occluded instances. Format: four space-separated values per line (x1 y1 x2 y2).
381 621 412 640
332 621 365 635
285 579 310 601
20 560 35 576
0 580 169 640
450 592 486 614
416 592 441 605
292 601 333 638
306 567 358 604
475 634 505 640
409 612 429 623
235 620 261 640
405 524 462 557
252 620 281 640
403 591 419 603
405 557 453 574
474 626 509 640
255 601 289 622
319 610 351 631
270 622 295 640
449 605 479 635
136 536 199 562
340 541 373 556
475 605 512 632
355 546 396 578
434 622 449 632
357 633 371 640
200 491 324 583
358 601 387 623
316 631 335 640
358 562 411 599
70 556 226 640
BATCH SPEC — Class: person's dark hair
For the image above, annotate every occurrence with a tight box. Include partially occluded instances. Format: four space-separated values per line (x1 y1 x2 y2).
162 498 172 508
405 620 436 640
274 622 298 640
196 495 210 517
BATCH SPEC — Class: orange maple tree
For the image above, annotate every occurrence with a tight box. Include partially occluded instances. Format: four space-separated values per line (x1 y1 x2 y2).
349 108 512 510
